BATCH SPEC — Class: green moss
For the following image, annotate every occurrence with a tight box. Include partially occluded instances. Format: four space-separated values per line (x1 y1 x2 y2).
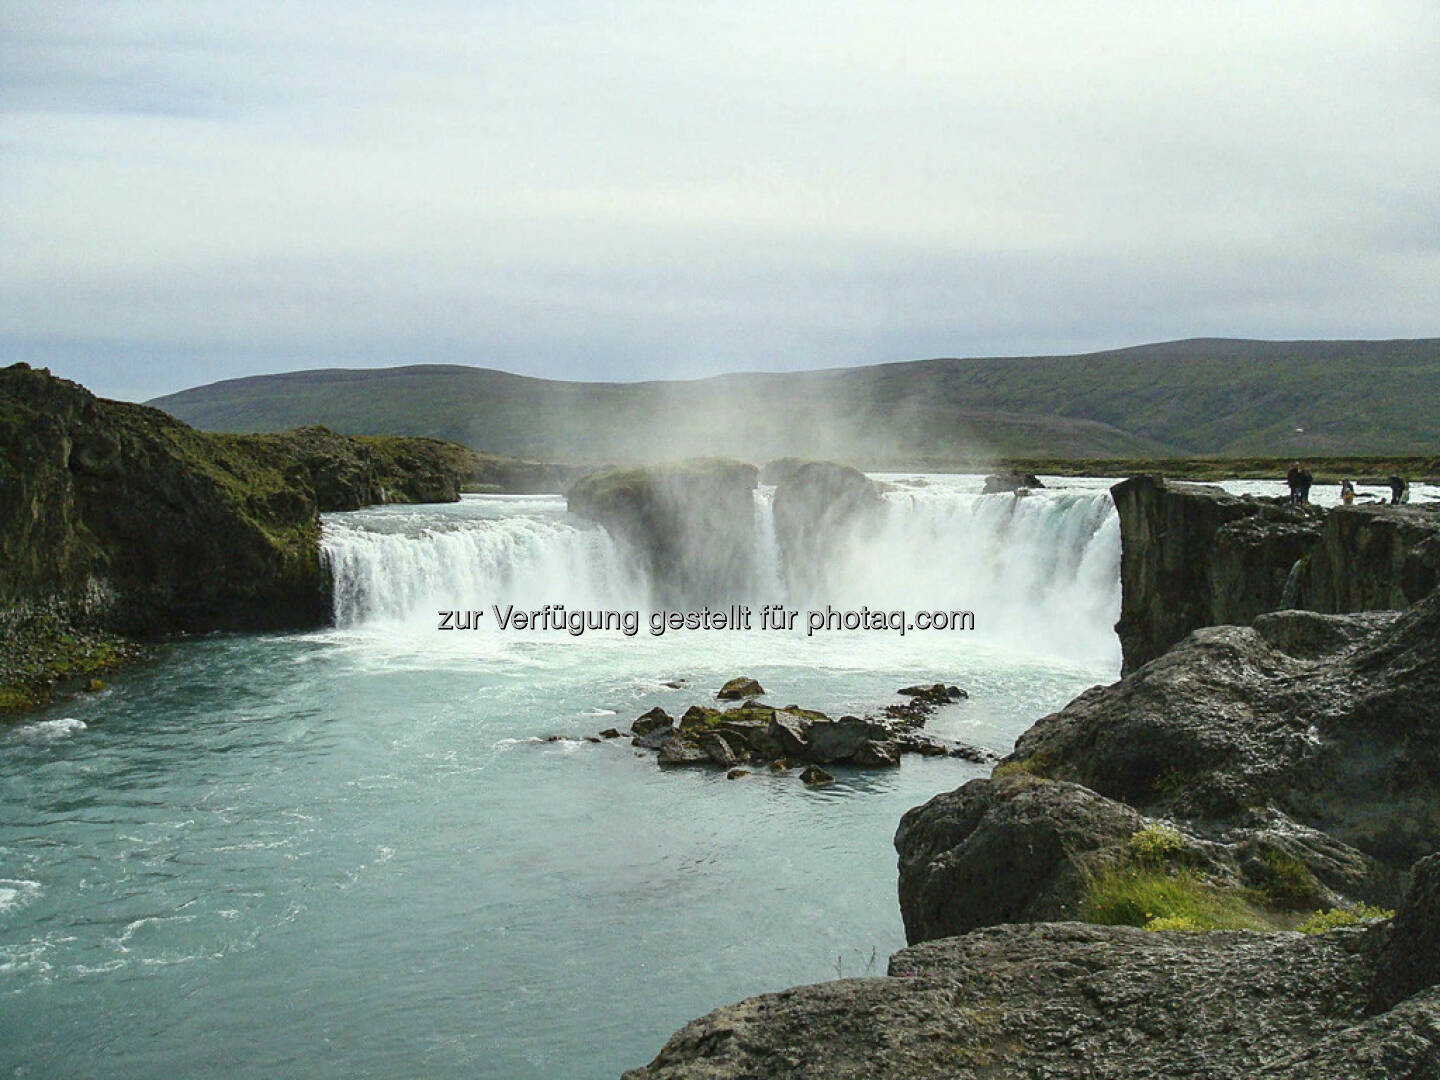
1296 904 1395 934
992 750 1058 780
1254 846 1324 909
1083 865 1268 932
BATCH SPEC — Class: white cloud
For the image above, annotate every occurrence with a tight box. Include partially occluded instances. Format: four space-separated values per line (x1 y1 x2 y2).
2 0 1437 399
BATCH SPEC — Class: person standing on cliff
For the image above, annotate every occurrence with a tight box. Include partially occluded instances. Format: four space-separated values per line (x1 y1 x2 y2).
1290 460 1313 504
1389 476 1410 504
1341 479 1356 505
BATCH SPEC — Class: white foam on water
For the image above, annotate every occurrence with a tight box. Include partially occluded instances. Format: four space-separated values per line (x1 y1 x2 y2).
11 717 87 743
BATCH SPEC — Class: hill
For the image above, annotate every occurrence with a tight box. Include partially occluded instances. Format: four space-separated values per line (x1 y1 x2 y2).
148 338 1440 464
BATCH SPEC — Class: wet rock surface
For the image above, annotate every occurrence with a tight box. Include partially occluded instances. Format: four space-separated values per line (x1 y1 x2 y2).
769 461 884 600
606 684 989 783
980 471 1043 494
566 459 758 605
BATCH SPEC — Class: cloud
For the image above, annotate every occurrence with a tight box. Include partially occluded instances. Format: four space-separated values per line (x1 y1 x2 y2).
2 0 1438 400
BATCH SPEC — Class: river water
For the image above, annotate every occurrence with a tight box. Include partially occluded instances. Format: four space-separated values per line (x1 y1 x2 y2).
0 473 1174 1077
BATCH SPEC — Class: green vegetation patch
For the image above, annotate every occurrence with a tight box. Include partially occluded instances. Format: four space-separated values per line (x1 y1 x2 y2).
1296 904 1395 934
1082 865 1268 932
1127 824 1187 866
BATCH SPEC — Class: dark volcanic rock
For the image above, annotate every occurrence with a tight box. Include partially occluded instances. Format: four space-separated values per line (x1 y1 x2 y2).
631 707 674 737
1111 475 1440 673
799 765 834 786
1111 475 1325 672
980 471 1043 494
566 459 758 605
805 716 882 763
895 775 1145 942
625 919 1440 1079
716 676 764 700
1004 593 1440 877
1371 853 1440 1013
770 461 884 601
656 735 709 767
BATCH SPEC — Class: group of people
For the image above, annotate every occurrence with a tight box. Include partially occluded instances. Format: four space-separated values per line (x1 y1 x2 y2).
1288 463 1410 506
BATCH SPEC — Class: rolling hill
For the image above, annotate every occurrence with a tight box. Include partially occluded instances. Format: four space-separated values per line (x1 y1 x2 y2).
148 338 1440 465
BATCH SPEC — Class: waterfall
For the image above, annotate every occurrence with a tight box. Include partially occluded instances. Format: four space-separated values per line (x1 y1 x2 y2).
321 483 1121 667
322 499 647 627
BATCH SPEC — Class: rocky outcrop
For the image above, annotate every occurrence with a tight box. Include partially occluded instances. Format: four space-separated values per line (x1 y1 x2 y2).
566 459 758 605
1 364 330 635
770 461 884 601
980 471 1043 494
0 364 495 710
625 914 1440 1079
883 597 1440 943
1111 475 1325 671
617 685 988 778
999 594 1440 874
1111 475 1440 672
895 775 1143 941
716 676 764 700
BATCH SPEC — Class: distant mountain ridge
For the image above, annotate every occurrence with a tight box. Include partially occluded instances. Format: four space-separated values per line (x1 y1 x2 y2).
148 338 1440 464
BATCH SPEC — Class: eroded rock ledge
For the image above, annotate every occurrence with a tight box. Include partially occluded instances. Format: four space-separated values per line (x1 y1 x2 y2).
626 857 1440 1079
1112 475 1440 672
0 363 541 710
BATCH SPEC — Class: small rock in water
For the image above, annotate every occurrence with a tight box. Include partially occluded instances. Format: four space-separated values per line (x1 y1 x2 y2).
85 678 105 692
584 735 602 743
727 768 749 780
717 676 765 700
800 765 835 786
599 728 622 739
656 736 709 767
631 707 674 737
662 680 685 689
769 759 789 772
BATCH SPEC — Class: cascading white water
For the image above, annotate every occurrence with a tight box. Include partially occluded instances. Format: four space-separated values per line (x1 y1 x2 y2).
323 497 648 627
321 478 1121 668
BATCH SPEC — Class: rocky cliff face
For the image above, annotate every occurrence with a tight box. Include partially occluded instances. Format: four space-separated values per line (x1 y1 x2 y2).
769 461 883 601
567 459 758 605
1112 475 1440 672
892 595 1440 942
0 364 499 709
1 364 330 634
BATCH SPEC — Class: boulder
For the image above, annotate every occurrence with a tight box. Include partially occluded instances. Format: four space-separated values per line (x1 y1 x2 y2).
656 736 709 767
895 775 1145 943
980 471 1043 494
768 710 813 759
631 707 674 737
799 765 834 787
1370 853 1440 1013
700 732 740 768
1003 592 1440 875
804 716 880 763
717 676 765 700
851 740 900 767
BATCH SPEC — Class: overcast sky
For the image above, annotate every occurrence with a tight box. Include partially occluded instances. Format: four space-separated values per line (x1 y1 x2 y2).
2 1 1437 401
